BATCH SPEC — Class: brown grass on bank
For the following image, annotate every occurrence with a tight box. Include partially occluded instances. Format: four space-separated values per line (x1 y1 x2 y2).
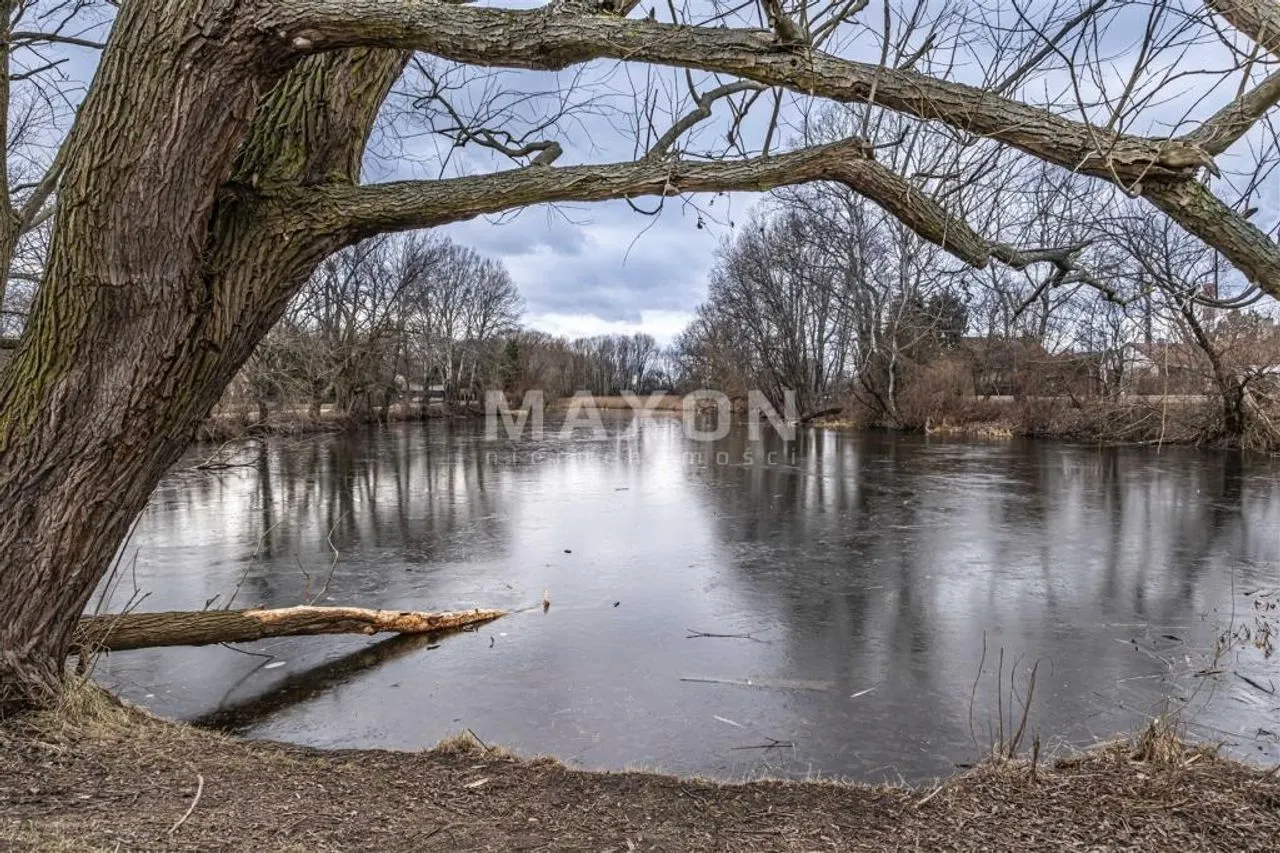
833 391 1280 452
3 684 1279 852
547 394 686 412
195 402 483 442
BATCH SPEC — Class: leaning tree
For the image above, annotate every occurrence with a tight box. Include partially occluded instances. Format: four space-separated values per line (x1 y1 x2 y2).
3 0 1280 712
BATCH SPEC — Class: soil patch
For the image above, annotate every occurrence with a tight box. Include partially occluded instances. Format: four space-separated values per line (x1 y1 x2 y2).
2 698 1279 852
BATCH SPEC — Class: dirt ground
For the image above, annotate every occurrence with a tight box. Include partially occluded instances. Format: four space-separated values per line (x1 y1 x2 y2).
2 694 1279 852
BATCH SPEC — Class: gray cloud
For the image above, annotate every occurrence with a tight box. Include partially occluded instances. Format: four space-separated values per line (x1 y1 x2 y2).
443 198 748 333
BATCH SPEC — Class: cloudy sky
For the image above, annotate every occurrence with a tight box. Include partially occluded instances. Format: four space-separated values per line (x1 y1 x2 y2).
441 198 748 345
372 38 791 347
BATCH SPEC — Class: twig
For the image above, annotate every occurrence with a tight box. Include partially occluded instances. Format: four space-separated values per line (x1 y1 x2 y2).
422 822 461 841
169 774 204 835
1236 672 1277 695
192 437 261 471
1249 764 1280 788
306 512 347 604
915 783 946 808
729 737 794 751
679 676 827 692
968 632 988 752
223 519 285 611
686 628 765 642
218 643 276 660
1008 659 1041 757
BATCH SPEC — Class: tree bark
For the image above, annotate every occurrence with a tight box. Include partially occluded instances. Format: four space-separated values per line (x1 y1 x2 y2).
1205 1 1280 59
76 606 504 653
0 9 403 713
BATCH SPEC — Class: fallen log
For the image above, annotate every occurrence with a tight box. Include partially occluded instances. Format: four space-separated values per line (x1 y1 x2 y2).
76 606 505 653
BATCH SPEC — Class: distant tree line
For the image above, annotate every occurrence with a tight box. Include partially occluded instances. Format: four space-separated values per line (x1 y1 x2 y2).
209 199 1280 451
215 233 671 426
203 107 1280 448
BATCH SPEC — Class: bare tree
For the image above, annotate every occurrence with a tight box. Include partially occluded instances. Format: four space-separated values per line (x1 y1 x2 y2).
400 235 522 402
1111 211 1280 442
690 210 861 415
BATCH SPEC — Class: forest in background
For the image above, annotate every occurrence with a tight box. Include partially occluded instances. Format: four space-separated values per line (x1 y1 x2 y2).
189 181 1280 450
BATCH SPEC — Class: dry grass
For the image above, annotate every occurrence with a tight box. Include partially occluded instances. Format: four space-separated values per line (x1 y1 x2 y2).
195 402 465 442
924 419 1016 439
835 392 1280 451
548 394 686 412
3 685 1279 851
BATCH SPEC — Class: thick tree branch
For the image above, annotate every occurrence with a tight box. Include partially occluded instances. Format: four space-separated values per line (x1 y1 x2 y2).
1205 0 1280 59
268 1 1280 301
284 139 1046 271
77 606 505 652
1183 68 1280 155
1144 177 1280 297
271 3 1215 184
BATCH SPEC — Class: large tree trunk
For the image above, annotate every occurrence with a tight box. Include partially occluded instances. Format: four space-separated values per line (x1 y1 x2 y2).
77 606 505 652
0 0 405 714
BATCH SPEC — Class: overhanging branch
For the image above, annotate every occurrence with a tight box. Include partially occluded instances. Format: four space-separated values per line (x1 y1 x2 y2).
283 138 1055 271
1144 177 1280 298
264 0 1280 301
270 3 1212 184
1182 68 1280 156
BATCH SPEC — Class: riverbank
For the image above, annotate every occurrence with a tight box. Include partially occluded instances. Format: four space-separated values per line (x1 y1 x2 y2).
3 693 1278 852
196 402 483 442
198 393 1280 452
826 394 1280 452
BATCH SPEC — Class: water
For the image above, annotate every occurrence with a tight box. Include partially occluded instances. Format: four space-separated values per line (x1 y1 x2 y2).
96 416 1280 782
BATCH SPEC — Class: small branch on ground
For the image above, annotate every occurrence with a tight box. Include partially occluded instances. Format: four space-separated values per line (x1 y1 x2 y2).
169 774 204 835
1235 672 1277 695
